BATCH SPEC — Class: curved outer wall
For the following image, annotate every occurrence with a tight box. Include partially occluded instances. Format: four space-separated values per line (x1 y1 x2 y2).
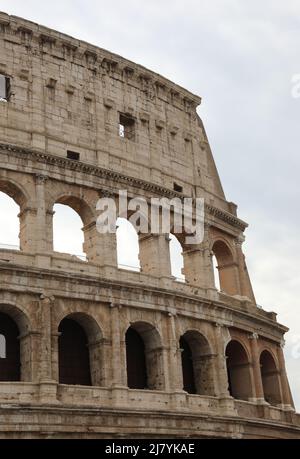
0 12 299 438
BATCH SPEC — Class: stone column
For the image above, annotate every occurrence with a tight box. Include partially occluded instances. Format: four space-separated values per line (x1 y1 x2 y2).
35 175 49 252
110 303 128 408
248 333 266 403
19 330 38 382
18 207 38 252
34 174 53 269
83 221 117 268
38 294 55 382
110 303 125 387
51 332 60 383
234 236 256 302
145 345 167 391
139 233 172 279
182 223 216 295
182 245 215 290
217 262 241 296
277 341 295 410
161 344 171 392
214 323 231 398
168 312 184 392
38 294 58 404
214 324 237 414
88 338 110 387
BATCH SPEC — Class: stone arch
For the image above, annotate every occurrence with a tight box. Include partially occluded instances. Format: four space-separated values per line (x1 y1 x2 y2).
179 329 215 395
125 321 165 391
0 303 31 382
58 312 104 386
0 178 29 209
260 349 282 406
212 239 239 295
54 194 95 226
226 339 253 401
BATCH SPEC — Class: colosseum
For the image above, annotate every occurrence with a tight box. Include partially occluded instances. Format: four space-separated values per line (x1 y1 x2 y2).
0 11 299 439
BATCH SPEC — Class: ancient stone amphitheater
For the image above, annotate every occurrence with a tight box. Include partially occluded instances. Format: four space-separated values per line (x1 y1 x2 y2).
0 12 299 439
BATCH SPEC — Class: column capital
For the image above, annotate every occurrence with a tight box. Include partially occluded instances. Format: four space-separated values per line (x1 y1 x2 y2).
249 332 259 340
99 188 115 198
234 234 246 247
35 174 49 184
40 293 55 304
167 310 177 318
280 338 286 349
18 206 38 218
110 302 122 310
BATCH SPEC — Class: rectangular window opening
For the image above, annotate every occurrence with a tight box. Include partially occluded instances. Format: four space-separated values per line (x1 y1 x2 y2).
174 182 183 193
0 75 11 102
67 150 80 161
119 113 135 140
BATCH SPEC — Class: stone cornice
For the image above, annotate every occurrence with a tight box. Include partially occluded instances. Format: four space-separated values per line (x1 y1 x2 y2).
206 204 248 231
0 11 201 112
0 142 248 232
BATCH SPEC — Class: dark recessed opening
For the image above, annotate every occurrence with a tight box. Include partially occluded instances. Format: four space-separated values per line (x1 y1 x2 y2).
119 113 135 140
67 150 80 161
0 75 11 101
173 183 183 193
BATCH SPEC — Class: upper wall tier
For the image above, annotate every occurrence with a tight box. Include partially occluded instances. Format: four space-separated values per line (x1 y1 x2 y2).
0 11 234 213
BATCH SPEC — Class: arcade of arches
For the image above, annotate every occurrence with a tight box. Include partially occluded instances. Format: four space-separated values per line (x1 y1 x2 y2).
0 303 290 408
0 179 293 411
0 180 255 299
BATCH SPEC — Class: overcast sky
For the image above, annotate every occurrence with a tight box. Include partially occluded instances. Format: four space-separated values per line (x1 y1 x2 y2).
0 0 299 410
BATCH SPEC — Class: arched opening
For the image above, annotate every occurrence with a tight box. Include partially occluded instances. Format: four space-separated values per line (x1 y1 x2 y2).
125 327 147 389
58 318 92 386
0 334 6 358
226 340 253 401
260 350 282 406
0 312 20 381
0 180 29 251
0 304 30 381
52 195 95 261
125 322 164 390
212 255 220 291
180 331 215 395
116 217 140 271
53 204 85 259
169 234 185 282
0 191 20 250
180 336 196 394
212 240 238 295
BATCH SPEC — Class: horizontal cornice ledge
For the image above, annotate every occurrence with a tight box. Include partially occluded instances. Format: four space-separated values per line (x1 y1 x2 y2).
0 143 248 232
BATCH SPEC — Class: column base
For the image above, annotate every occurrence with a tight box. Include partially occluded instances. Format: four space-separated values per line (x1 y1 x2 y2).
170 390 188 410
278 404 295 412
39 380 60 405
249 397 269 405
218 395 238 416
110 385 129 407
36 253 51 269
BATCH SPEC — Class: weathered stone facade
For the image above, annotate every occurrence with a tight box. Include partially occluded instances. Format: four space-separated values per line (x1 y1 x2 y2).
0 12 299 438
